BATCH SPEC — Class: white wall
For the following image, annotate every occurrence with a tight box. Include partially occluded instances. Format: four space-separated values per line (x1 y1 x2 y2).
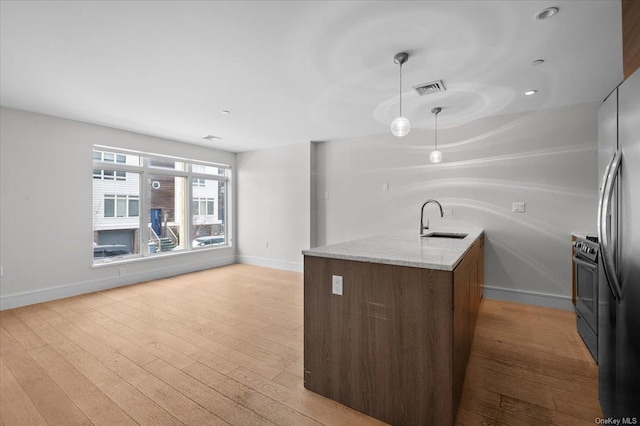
0 103 600 310
0 107 236 310
315 102 600 310
236 143 311 272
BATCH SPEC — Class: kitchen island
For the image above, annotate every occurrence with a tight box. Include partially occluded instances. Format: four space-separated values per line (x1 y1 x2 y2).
302 230 484 425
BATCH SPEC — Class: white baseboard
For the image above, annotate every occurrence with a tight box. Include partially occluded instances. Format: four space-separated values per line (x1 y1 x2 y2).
2 262 573 313
236 255 303 273
0 256 235 311
483 285 574 311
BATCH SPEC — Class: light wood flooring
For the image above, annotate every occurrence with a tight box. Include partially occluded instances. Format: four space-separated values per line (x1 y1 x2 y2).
0 264 602 425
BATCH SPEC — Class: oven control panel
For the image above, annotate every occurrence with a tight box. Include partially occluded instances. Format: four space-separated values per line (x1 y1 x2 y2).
573 238 599 262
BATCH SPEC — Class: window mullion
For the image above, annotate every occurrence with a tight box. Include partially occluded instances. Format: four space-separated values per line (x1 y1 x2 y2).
140 159 149 257
191 172 228 182
186 173 193 250
92 161 140 173
149 168 189 178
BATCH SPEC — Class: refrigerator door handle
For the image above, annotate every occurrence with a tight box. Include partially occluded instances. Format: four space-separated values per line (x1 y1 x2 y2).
597 151 614 261
598 149 623 302
597 151 614 254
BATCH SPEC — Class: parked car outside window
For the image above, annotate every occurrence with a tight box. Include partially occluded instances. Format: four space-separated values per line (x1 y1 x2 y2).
93 245 131 259
192 236 225 247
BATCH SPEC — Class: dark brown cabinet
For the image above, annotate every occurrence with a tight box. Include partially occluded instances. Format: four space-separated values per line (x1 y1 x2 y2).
478 234 485 300
453 252 471 413
304 235 484 425
452 236 483 412
571 234 577 306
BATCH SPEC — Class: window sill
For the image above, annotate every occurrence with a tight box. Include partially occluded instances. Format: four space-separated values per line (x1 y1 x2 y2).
91 244 233 269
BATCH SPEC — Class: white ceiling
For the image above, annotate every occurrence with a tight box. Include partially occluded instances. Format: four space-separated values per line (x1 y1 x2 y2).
0 1 622 152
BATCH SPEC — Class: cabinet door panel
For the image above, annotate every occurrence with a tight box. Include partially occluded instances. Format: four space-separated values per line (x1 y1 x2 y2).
453 254 470 411
479 236 485 300
469 254 479 343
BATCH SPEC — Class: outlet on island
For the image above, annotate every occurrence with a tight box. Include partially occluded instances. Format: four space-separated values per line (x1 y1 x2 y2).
332 275 343 295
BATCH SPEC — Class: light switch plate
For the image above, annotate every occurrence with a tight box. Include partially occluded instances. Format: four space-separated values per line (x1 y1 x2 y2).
332 275 343 295
513 202 526 213
382 183 389 191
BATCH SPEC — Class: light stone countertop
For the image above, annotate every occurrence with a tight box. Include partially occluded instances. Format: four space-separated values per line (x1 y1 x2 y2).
302 228 484 271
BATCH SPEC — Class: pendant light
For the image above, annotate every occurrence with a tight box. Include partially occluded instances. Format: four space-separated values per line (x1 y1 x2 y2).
429 107 443 163
391 52 410 137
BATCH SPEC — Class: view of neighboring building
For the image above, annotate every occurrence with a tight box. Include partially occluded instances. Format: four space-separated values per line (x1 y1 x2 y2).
92 150 141 254
92 149 228 260
191 164 226 241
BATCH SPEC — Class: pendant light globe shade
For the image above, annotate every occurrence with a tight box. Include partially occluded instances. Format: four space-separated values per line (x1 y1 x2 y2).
429 150 443 163
391 116 411 137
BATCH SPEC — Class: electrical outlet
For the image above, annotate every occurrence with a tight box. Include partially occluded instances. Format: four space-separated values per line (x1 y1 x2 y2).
382 183 389 191
324 191 330 200
265 241 269 248
513 202 526 213
332 275 343 295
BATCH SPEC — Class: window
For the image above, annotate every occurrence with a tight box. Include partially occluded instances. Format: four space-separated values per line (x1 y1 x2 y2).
192 198 215 215
148 174 186 252
93 146 231 263
94 151 126 164
93 169 126 180
104 195 139 217
192 165 207 187
93 150 128 180
191 177 226 246
149 158 185 171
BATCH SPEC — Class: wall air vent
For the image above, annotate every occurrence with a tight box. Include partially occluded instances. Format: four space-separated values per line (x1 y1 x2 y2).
203 135 223 141
412 80 446 96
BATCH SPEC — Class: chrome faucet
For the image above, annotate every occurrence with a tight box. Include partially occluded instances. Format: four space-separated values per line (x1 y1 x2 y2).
420 199 444 235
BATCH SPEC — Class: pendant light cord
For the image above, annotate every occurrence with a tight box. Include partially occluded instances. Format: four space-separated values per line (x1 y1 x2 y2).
399 63 403 117
434 111 438 150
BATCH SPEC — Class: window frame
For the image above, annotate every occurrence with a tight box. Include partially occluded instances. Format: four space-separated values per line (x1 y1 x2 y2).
92 145 232 265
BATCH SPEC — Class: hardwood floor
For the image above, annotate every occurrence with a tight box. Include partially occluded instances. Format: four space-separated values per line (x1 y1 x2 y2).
0 264 602 425
457 300 602 425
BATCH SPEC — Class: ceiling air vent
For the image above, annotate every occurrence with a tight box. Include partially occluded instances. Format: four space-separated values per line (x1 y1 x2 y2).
412 80 446 96
203 135 223 141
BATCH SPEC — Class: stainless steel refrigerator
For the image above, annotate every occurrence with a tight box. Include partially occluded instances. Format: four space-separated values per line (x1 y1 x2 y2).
598 66 640 418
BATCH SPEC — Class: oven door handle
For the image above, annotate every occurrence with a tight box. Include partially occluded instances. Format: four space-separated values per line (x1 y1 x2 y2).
573 255 597 271
598 149 623 302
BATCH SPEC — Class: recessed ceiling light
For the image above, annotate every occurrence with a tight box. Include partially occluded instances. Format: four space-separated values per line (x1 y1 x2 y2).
203 135 223 141
524 90 538 96
222 110 230 114
531 59 545 66
535 7 559 20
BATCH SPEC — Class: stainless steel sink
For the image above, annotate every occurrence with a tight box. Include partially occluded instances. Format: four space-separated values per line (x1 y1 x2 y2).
421 232 468 239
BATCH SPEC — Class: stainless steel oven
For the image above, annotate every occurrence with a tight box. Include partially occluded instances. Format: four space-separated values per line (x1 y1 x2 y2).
573 236 599 362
